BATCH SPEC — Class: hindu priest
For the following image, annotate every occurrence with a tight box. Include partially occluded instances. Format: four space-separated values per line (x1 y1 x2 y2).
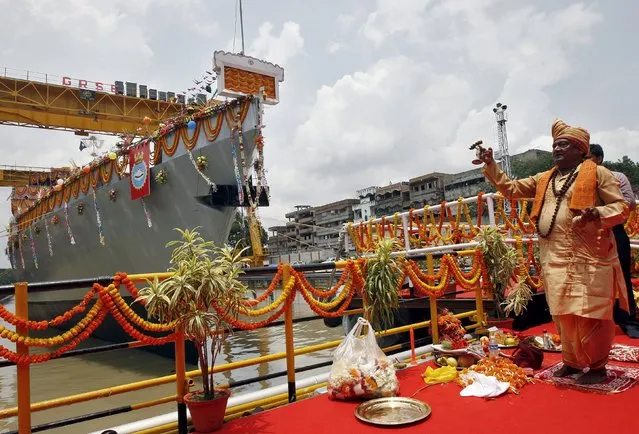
478 119 630 384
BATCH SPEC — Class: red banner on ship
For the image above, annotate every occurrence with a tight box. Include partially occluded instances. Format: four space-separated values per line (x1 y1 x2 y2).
128 141 151 200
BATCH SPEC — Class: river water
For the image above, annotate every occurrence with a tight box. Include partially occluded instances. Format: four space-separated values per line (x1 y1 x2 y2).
0 292 346 433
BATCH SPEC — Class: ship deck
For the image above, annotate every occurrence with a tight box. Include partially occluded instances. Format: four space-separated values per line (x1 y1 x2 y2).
217 322 639 434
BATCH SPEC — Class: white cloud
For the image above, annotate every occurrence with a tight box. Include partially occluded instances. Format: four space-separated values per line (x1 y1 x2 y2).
266 55 474 209
249 21 304 67
590 127 639 162
336 14 356 31
360 0 432 46
327 42 344 54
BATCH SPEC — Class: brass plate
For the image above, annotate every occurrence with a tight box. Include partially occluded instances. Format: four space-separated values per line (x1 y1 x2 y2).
355 397 431 426
498 342 519 349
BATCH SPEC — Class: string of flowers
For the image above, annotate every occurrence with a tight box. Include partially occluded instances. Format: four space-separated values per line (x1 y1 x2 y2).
293 263 352 299
18 237 25 269
44 216 53 256
250 91 268 204
240 266 283 307
0 302 108 365
141 198 153 228
0 298 103 347
100 282 177 332
229 117 244 205
235 113 263 209
0 288 97 331
239 274 295 317
95 283 176 345
10 245 17 269
211 288 293 331
297 274 358 318
347 197 541 253
63 202 76 245
92 189 106 246
28 227 38 269
295 271 354 312
186 148 217 190
524 240 543 289
625 210 639 238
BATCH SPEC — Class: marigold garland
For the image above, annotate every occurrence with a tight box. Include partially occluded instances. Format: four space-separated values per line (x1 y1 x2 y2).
239 274 295 317
347 196 544 253
0 303 108 365
0 248 543 365
96 283 176 345
0 288 96 330
101 283 177 332
240 265 283 307
0 298 102 347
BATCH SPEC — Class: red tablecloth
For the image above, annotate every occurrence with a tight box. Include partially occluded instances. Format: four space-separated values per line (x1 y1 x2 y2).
219 323 639 434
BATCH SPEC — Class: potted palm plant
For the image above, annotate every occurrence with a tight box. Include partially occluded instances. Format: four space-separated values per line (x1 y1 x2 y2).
137 227 249 433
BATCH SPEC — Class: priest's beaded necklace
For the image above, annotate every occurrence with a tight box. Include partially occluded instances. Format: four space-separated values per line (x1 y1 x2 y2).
538 166 579 238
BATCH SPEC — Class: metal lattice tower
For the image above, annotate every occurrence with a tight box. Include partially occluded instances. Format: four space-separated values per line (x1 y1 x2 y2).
493 103 511 178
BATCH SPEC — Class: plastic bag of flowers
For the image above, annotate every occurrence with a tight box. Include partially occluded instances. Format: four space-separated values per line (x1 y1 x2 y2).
327 318 400 400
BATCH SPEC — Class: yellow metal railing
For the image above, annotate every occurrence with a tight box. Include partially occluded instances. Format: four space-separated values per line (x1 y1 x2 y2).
1 253 486 434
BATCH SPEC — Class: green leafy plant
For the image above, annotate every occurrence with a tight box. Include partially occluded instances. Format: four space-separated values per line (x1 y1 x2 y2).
501 275 533 317
137 227 249 400
364 238 404 331
476 227 518 319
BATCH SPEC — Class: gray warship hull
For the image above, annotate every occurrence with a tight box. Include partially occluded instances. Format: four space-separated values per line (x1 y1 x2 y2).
8 98 264 358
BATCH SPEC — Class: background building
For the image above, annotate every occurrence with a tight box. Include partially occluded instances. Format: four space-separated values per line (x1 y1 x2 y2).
408 172 448 207
314 198 359 249
352 186 377 222
372 182 410 217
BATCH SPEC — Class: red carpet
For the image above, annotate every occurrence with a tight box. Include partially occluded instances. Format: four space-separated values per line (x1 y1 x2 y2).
219 323 639 434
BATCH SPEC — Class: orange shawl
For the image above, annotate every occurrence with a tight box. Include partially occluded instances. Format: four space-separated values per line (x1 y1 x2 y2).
530 160 598 222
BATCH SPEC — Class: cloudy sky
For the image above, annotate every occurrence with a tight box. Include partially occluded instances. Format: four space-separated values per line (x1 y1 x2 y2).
1 0 638 267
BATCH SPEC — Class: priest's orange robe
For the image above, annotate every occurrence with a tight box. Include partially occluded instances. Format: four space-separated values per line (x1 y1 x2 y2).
482 161 629 369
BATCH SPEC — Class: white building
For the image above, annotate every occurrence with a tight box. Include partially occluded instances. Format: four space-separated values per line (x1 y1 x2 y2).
352 186 377 222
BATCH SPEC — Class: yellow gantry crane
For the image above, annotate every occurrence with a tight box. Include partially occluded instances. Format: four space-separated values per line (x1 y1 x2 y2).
0 75 183 135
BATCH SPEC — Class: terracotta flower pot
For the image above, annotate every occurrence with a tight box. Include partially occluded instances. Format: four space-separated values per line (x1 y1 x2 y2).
185 389 230 433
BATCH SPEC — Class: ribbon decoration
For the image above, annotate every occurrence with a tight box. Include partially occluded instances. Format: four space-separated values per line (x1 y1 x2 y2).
28 227 38 269
63 202 76 245
18 237 25 269
141 198 153 228
44 216 54 256
92 189 106 246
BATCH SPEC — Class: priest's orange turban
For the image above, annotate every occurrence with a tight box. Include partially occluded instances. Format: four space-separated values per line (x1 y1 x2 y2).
551 119 590 155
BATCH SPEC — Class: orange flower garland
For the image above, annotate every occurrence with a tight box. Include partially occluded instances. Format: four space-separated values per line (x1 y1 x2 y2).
0 287 96 331
0 298 102 347
240 265 284 307
0 304 108 365
95 283 176 346
239 274 295 317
